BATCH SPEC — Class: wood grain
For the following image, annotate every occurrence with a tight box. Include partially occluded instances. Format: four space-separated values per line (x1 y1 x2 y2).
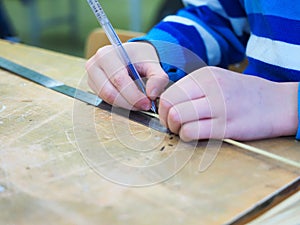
0 40 299 225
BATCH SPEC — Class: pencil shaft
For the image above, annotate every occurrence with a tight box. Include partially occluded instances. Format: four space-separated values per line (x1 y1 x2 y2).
86 0 157 113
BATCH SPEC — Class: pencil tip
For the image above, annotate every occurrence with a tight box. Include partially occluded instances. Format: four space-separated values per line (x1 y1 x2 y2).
151 102 157 114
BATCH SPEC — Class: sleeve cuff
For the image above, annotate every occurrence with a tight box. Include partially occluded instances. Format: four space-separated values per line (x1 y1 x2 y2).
296 83 300 140
129 27 207 82
129 28 191 82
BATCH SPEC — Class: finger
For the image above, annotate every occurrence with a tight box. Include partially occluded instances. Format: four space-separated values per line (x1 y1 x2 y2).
91 48 151 110
143 62 170 100
87 56 117 103
87 63 140 110
158 76 206 127
108 67 151 110
179 119 212 142
93 45 124 76
161 73 206 106
125 41 169 100
124 42 162 65
167 97 212 134
87 76 98 94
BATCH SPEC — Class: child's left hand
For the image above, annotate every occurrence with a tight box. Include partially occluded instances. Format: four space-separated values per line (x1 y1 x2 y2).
158 66 298 141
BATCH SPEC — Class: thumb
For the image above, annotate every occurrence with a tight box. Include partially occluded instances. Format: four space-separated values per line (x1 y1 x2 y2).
144 63 169 100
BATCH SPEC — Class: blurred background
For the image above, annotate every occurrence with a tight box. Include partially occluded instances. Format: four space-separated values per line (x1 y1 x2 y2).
1 0 183 57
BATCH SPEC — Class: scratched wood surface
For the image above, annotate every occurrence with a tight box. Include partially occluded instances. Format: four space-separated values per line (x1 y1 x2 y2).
0 40 299 225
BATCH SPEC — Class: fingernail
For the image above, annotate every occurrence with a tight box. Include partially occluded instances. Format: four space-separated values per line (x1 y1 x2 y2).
142 103 151 111
150 88 158 98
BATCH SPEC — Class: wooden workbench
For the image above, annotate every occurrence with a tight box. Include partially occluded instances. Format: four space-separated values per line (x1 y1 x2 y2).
0 40 299 225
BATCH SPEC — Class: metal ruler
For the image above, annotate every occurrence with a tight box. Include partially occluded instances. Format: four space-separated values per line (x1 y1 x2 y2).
0 57 167 133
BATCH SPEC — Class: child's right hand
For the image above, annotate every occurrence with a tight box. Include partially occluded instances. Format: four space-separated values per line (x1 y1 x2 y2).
86 42 169 111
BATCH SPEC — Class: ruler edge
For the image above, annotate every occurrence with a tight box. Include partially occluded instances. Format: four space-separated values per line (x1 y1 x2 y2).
0 56 166 132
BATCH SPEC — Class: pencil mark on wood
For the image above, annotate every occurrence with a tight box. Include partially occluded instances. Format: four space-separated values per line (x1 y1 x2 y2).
160 146 165 151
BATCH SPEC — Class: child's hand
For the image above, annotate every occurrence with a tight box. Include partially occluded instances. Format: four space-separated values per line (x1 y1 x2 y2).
158 67 298 141
86 42 169 111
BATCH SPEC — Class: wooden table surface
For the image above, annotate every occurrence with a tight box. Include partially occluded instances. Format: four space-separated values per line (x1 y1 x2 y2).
0 40 299 225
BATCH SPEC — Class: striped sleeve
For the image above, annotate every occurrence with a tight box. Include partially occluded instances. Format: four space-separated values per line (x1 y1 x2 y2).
243 1 300 82
131 0 250 81
297 84 300 140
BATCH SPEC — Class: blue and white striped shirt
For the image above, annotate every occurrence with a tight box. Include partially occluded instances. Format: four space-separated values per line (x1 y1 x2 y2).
131 0 300 139
134 0 300 83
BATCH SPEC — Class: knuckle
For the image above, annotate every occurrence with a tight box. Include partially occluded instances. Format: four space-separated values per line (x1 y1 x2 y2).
204 66 219 72
179 125 193 142
123 42 135 54
85 56 98 74
85 59 93 71
95 46 113 59
159 95 172 109
168 107 181 125
101 88 116 104
112 73 125 90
